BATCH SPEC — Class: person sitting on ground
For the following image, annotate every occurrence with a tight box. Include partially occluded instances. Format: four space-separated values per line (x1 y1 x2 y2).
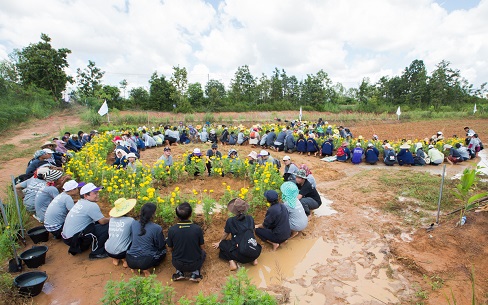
265 128 277 148
188 125 199 143
62 183 110 259
282 155 298 182
41 141 64 167
456 143 470 161
237 129 248 145
200 127 209 143
413 143 428 166
364 143 379 165
443 144 463 165
25 149 55 179
105 198 136 268
15 167 51 213
351 143 364 165
220 127 230 145
179 130 191 144
158 147 174 167
295 169 322 216
397 143 415 166
168 127 180 146
54 139 68 155
306 133 320 156
255 190 291 251
33 169 65 223
208 129 218 144
167 202 205 282
273 128 287 152
383 143 397 166
464 127 475 145
320 137 334 157
126 153 142 173
336 142 351 162
296 132 307 155
206 143 222 176
249 128 260 148
247 151 258 165
227 131 237 145
284 129 296 153
126 203 166 276
152 131 163 146
281 181 308 238
427 144 444 165
259 130 269 148
112 149 129 169
186 148 204 176
212 198 260 271
299 164 316 188
44 179 84 239
67 134 83 152
257 150 275 166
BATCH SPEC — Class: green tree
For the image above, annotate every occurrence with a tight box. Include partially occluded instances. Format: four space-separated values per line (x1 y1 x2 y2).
128 87 150 109
76 60 105 97
229 65 257 104
170 66 189 111
15 33 73 101
401 59 428 108
300 70 335 108
119 79 128 99
149 72 174 111
256 73 271 105
205 79 226 110
429 60 461 109
187 82 205 109
97 85 121 109
270 68 283 102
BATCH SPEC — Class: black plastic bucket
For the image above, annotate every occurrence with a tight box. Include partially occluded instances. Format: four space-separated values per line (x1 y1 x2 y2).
8 258 22 273
19 246 48 268
27 226 49 244
14 271 48 297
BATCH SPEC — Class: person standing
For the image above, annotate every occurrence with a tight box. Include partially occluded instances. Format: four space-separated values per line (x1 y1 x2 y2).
167 202 205 282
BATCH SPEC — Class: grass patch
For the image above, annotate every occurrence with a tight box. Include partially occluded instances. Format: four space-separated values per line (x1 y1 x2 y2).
0 145 36 162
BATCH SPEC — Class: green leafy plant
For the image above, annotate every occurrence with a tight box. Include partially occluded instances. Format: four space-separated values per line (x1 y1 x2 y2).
101 274 175 305
453 167 488 225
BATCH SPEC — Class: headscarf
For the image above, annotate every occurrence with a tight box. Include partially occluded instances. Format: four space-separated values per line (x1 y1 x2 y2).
55 140 68 154
115 149 127 157
299 164 312 176
33 150 47 159
280 181 299 208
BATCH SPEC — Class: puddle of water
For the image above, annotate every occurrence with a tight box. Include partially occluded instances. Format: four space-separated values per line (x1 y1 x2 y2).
314 194 337 217
249 236 400 304
451 150 488 180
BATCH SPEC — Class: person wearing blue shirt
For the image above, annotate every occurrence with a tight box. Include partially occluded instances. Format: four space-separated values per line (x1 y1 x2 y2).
397 144 415 166
364 143 380 165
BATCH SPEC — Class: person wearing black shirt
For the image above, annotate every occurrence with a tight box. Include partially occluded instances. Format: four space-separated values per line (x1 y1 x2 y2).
295 169 322 216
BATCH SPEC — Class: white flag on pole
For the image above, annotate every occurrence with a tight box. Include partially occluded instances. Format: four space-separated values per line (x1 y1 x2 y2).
98 100 108 116
396 106 401 116
299 106 302 121
473 103 477 114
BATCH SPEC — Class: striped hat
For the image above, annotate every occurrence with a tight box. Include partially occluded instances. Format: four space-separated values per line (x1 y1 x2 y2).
43 170 63 182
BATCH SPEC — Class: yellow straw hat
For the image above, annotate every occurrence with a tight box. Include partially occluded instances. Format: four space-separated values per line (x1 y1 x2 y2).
109 198 137 217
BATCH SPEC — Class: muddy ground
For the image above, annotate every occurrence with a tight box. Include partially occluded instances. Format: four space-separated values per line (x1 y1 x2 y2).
1 111 488 305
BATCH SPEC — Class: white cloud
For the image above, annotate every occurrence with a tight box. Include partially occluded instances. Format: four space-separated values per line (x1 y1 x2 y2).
0 0 486 91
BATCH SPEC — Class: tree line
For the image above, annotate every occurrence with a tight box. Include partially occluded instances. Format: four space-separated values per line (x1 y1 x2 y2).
0 33 486 119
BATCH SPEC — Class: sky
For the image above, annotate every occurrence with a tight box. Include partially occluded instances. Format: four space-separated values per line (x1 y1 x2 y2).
0 0 487 93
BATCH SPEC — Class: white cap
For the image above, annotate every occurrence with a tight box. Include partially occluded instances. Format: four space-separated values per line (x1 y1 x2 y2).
193 148 201 155
80 182 103 195
127 153 137 159
42 148 54 154
259 150 269 156
283 155 291 161
63 180 85 192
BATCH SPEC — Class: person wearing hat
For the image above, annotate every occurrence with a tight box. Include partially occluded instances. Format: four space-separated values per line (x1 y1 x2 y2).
15 167 51 213
44 180 84 239
220 127 230 145
25 149 56 178
158 147 174 167
62 182 110 259
336 142 351 162
112 149 129 169
455 143 470 161
205 143 222 176
412 143 427 165
199 127 209 143
364 143 380 165
33 169 64 223
257 150 276 167
167 202 205 282
126 152 142 173
464 127 475 145
237 128 249 145
351 143 364 164
259 130 270 147
299 164 316 188
126 203 166 276
427 144 444 165
186 148 204 176
283 156 298 182
249 128 260 148
383 143 397 166
212 198 260 271
467 133 481 158
295 169 322 216
443 144 463 165
255 190 291 251
280 182 308 238
247 151 258 165
42 142 64 167
105 198 137 268
67 134 83 152
397 143 414 166
208 129 218 144
284 129 296 153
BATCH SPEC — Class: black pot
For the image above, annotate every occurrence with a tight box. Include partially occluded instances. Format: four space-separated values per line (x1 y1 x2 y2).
14 271 48 297
27 226 49 244
19 246 48 268
8 258 22 273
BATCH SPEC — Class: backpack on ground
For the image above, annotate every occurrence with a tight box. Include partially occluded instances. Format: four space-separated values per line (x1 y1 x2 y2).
235 217 262 259
336 146 345 157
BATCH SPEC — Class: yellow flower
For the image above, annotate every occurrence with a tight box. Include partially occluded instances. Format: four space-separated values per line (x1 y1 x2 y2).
209 190 214 193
